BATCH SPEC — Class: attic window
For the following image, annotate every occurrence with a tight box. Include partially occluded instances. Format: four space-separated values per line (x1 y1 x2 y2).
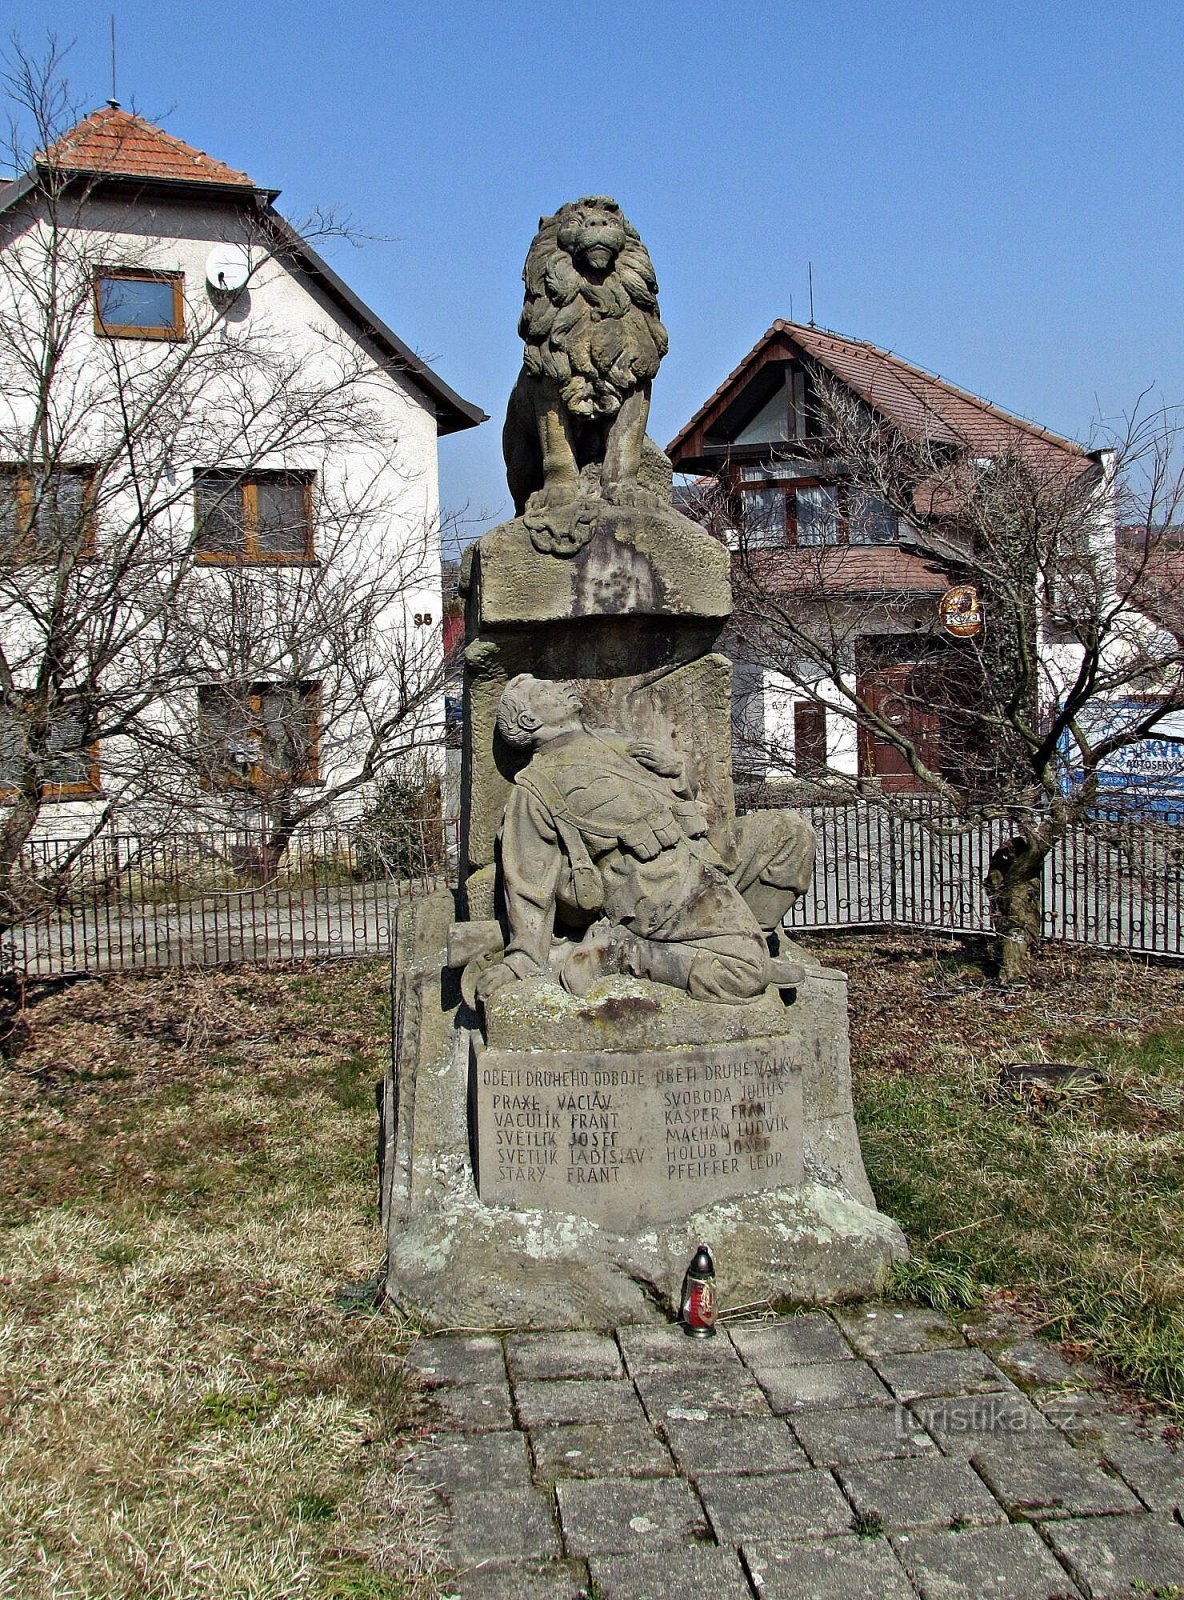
94 268 184 339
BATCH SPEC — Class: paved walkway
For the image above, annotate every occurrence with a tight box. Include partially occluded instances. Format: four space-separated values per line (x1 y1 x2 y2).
401 1303 1184 1599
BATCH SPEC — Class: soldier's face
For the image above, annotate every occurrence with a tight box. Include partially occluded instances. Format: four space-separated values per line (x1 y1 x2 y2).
527 679 581 730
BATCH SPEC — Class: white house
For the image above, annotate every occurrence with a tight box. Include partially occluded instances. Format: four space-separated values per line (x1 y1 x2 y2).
0 106 483 848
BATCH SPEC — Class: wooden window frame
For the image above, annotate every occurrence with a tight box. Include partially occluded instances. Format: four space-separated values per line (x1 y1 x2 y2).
0 697 101 803
194 472 317 566
736 473 898 550
0 464 98 562
197 680 321 791
94 266 185 341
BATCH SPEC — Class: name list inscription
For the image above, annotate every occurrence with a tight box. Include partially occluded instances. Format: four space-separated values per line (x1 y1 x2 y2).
474 1038 803 1230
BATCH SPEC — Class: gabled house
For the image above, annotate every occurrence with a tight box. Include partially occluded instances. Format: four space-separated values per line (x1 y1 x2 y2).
669 320 1109 793
0 107 484 842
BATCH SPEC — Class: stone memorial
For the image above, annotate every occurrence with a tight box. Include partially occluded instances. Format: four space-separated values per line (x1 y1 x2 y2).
379 196 905 1328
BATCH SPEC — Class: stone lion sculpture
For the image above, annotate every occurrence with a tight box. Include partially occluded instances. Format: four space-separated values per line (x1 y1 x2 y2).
503 196 670 518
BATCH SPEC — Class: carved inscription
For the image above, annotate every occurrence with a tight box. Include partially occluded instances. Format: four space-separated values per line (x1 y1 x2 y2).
475 1039 802 1230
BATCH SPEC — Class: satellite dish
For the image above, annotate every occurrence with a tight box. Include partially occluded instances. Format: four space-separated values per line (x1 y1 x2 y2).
205 243 251 293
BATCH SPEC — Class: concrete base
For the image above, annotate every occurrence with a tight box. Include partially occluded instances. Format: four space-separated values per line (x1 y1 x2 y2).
380 890 907 1331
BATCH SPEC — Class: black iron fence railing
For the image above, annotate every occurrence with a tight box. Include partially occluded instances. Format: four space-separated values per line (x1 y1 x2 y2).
3 803 1180 977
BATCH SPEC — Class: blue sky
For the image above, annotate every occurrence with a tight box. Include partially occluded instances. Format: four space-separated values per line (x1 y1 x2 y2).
6 1 1184 536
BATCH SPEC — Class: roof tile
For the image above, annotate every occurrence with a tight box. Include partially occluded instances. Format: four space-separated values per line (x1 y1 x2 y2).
40 107 255 188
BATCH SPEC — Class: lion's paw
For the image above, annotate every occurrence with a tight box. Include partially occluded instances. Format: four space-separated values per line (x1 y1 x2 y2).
601 481 664 509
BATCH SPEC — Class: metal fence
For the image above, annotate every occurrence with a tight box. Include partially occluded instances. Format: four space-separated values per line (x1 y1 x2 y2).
786 800 1184 959
4 802 1181 978
3 816 454 977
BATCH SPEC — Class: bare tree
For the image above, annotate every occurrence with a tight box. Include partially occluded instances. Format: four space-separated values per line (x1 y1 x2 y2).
0 43 451 1015
723 371 1184 981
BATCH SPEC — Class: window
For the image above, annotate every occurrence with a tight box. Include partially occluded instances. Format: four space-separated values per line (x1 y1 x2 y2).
197 682 320 789
0 466 95 561
738 476 899 549
94 268 184 339
0 696 100 799
795 485 841 546
195 471 315 563
848 490 899 546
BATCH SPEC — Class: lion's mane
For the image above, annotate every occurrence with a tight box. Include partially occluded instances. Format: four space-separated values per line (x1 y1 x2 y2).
517 196 669 421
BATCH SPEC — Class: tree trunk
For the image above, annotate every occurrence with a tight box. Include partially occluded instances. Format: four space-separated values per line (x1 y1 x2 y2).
985 835 1047 983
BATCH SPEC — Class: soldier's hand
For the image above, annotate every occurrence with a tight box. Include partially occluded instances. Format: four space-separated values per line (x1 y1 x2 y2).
474 961 519 1003
629 739 683 779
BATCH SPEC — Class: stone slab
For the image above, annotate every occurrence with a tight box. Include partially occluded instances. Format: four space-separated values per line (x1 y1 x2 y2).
620 1323 748 1374
698 1466 854 1542
909 1391 1059 1458
430 1381 516 1432
506 1332 623 1382
587 1546 754 1599
972 1438 1143 1519
1111 1455 1184 1514
661 1413 809 1477
834 1304 967 1359
439 1562 589 1600
474 1030 802 1230
633 1364 772 1424
743 1535 917 1599
730 1312 855 1368
874 1348 1014 1402
756 1359 895 1414
404 1430 533 1495
892 1523 1086 1600
556 1475 709 1554
790 1403 939 1467
1044 1513 1184 1598
405 1335 506 1387
836 1456 1006 1532
528 1420 674 1483
514 1378 646 1429
438 1486 560 1564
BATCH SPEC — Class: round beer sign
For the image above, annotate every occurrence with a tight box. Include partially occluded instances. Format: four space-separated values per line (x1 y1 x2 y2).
939 585 983 638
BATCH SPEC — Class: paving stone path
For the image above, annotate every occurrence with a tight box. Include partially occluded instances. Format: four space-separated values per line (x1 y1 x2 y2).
400 1303 1184 1599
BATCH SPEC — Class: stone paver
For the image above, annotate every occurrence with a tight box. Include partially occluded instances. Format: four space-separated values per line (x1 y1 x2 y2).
405 1334 507 1386
438 1486 559 1564
529 1420 673 1482
514 1377 645 1429
743 1535 916 1599
439 1560 589 1599
972 1437 1143 1519
617 1322 745 1373
432 1380 515 1432
836 1455 1006 1532
874 1347 1014 1402
412 1305 1183 1599
756 1358 895 1413
556 1475 708 1554
892 1523 1087 1599
588 1546 753 1598
729 1311 855 1367
791 1402 939 1466
404 1428 533 1493
662 1412 809 1476
633 1363 771 1422
910 1390 1058 1457
1044 1513 1184 1598
698 1466 854 1542
835 1303 967 1358
506 1331 623 1382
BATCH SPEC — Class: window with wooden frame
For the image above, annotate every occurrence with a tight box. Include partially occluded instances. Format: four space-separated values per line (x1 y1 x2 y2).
0 466 96 562
793 700 828 778
94 267 185 339
194 471 316 564
737 468 899 550
196 682 320 790
0 696 100 800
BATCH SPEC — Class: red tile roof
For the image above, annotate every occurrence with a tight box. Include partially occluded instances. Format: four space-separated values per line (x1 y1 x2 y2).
745 544 954 597
41 107 256 189
669 320 1089 469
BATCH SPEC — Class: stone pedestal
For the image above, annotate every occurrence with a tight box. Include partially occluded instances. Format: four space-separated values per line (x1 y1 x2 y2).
380 891 906 1330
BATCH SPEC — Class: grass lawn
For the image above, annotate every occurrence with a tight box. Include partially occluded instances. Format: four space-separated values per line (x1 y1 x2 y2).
0 961 436 1600
0 937 1181 1594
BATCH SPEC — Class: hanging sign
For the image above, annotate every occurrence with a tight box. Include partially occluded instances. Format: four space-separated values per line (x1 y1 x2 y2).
939 585 983 638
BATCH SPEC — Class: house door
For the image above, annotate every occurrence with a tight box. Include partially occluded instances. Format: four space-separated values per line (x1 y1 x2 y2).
858 664 942 792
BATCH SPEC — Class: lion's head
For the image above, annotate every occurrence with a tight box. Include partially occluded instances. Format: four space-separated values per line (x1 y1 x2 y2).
518 196 669 420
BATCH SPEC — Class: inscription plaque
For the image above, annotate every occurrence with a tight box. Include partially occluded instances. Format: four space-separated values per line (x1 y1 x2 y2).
474 1035 803 1230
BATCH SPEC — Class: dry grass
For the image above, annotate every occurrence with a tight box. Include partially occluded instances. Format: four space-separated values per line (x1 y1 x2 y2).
0 962 438 1600
824 933 1184 1410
